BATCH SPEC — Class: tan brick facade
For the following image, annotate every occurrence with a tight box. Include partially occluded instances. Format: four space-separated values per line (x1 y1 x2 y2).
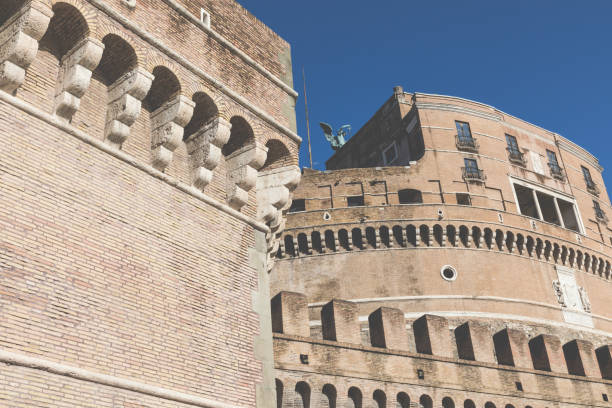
271 91 612 407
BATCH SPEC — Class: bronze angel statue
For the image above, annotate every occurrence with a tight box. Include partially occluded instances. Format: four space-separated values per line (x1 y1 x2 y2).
320 122 351 150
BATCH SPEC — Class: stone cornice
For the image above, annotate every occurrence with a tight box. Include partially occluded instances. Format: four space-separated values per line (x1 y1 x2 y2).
557 137 603 172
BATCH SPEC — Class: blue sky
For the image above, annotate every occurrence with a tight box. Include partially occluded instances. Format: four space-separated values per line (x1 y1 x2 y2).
239 1 612 185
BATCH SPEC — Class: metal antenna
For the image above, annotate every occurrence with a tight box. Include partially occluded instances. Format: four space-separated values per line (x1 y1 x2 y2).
302 66 313 169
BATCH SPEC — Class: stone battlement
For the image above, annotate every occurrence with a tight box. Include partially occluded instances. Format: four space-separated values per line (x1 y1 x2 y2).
272 291 612 407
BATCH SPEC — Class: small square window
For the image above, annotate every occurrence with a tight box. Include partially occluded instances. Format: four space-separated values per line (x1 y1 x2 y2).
603 393 609 402
515 381 523 392
288 199 305 213
456 193 471 206
347 195 364 207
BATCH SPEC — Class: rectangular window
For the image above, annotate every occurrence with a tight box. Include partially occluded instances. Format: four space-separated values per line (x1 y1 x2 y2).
200 8 211 28
464 158 478 171
512 181 582 233
382 142 398 165
594 200 606 219
347 195 364 207
582 166 593 183
456 193 471 206
455 121 472 140
547 150 559 166
288 198 305 213
506 134 519 153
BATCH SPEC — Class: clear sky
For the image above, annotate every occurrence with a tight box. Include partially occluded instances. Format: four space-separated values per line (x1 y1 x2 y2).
238 0 612 186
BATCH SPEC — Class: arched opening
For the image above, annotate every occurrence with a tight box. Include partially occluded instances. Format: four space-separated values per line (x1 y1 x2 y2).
392 225 404 246
144 66 181 113
516 233 525 254
261 139 292 171
484 228 493 249
526 236 535 256
275 379 283 408
373 390 386 408
398 189 423 204
447 225 457 247
419 225 430 246
297 233 309 255
505 231 515 252
295 382 310 408
365 226 377 249
535 239 544 259
324 230 336 251
472 226 482 248
495 230 504 251
338 229 350 250
505 405 515 408
283 235 295 257
352 228 364 249
348 387 362 408
442 397 455 408
396 392 410 408
407 225 417 247
419 394 433 408
484 402 496 408
321 384 336 408
433 224 444 246
379 226 391 247
74 33 139 139
223 116 254 157
311 231 323 253
463 400 476 408
459 225 470 247
184 92 219 140
19 2 89 112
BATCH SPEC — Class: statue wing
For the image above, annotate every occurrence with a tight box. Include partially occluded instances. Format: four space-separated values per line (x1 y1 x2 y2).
319 122 334 141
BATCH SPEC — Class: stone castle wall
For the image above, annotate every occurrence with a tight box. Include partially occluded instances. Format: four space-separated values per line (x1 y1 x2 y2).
0 1 300 407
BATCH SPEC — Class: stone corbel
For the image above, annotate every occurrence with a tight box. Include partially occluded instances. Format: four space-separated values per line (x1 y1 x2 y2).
104 67 153 149
185 117 231 190
150 95 195 171
225 142 268 210
257 165 301 270
0 2 52 92
54 37 104 122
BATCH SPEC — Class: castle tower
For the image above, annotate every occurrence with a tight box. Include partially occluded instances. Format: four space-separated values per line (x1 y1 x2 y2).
271 90 612 407
0 1 300 407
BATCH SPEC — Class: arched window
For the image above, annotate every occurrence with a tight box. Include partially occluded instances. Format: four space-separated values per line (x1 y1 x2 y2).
396 392 410 408
442 397 455 408
275 379 283 408
321 384 336 408
484 402 496 408
463 400 476 408
398 189 423 204
348 387 362 408
373 390 386 408
295 382 311 408
419 394 433 408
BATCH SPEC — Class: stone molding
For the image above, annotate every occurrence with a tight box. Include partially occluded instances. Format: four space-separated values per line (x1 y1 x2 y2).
0 348 246 408
0 89 269 233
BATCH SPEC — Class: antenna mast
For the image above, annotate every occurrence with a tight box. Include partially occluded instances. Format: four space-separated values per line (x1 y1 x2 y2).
302 66 313 169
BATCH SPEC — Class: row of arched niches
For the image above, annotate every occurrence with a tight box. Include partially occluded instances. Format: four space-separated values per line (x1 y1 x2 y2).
279 223 612 279
277 380 540 408
1 0 298 218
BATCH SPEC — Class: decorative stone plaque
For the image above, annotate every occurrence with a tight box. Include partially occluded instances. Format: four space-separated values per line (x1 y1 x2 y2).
554 265 593 327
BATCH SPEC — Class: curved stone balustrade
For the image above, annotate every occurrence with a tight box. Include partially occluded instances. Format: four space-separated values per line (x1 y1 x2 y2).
278 222 612 280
